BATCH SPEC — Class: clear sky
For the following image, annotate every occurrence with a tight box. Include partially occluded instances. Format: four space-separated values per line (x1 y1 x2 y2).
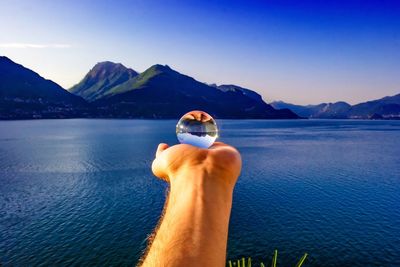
0 0 399 105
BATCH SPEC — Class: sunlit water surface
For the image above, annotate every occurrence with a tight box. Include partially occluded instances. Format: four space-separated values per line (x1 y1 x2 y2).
0 119 399 266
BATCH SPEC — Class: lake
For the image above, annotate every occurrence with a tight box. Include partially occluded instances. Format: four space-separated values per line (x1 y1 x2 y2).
1 119 399 266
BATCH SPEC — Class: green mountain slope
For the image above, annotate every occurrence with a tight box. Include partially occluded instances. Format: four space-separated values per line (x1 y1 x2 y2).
90 64 298 119
0 56 85 104
103 64 167 97
69 61 138 102
0 56 88 119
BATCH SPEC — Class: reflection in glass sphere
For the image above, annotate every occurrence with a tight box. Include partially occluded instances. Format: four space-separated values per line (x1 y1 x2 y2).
176 110 218 148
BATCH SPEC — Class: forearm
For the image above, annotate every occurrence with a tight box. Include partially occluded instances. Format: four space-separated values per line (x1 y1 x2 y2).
141 169 234 267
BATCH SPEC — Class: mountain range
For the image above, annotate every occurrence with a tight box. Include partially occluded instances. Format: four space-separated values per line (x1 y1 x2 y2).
0 55 398 120
0 56 88 119
69 62 296 119
1 56 298 119
70 61 138 102
271 94 400 119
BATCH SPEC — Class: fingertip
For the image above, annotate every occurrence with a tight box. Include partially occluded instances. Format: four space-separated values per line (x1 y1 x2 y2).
209 142 240 154
156 143 169 158
209 141 226 148
152 153 170 182
185 114 195 120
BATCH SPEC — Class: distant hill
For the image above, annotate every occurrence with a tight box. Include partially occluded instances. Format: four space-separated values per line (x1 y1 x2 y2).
0 56 88 119
73 63 298 119
3 55 397 120
69 61 138 102
271 95 400 119
271 101 314 118
348 94 400 119
271 101 351 118
215 84 264 103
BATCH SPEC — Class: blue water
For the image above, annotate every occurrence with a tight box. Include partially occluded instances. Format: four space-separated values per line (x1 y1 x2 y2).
0 119 399 266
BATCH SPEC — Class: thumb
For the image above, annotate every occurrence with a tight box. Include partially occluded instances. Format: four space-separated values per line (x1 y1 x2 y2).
156 143 169 158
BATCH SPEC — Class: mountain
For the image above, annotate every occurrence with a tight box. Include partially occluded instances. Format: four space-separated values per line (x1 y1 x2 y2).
317 102 352 118
85 64 298 119
69 61 138 102
271 101 351 118
8 56 397 120
271 101 314 118
348 94 400 119
215 84 264 103
0 56 88 119
271 95 400 119
99 64 300 118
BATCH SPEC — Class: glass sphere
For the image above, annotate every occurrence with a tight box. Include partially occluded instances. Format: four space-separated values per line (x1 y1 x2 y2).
176 110 218 148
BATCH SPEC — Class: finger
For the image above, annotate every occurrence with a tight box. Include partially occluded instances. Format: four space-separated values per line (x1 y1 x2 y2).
200 113 206 122
156 143 169 158
152 158 168 181
210 141 225 146
204 117 211 122
193 112 202 121
185 114 195 120
209 142 239 153
209 141 228 149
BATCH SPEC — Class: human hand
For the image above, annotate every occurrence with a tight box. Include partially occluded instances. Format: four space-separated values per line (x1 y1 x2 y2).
152 142 242 190
181 110 212 123
143 142 241 267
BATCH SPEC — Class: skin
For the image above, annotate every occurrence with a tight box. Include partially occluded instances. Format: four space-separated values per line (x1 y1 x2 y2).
140 141 242 267
183 110 213 123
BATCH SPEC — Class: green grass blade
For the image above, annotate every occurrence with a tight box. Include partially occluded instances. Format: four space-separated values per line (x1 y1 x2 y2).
295 253 308 267
227 250 308 267
272 249 278 267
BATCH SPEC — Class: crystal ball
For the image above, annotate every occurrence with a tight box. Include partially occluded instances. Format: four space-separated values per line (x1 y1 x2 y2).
176 110 218 148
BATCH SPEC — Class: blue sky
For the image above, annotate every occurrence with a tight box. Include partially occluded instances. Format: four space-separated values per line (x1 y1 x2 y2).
0 0 399 104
